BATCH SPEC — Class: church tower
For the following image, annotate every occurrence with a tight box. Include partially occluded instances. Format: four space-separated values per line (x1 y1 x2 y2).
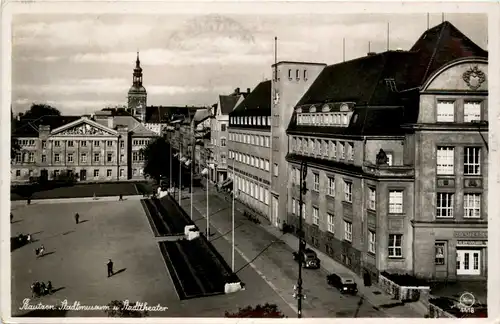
127 52 147 122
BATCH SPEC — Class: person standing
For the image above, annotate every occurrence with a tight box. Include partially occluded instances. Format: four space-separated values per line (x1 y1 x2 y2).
119 194 123 201
107 259 114 277
74 213 80 224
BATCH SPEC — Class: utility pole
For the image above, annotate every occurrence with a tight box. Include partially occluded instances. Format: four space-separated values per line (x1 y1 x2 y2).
297 160 307 318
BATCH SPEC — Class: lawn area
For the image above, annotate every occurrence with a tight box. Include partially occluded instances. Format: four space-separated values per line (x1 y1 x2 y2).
10 182 153 201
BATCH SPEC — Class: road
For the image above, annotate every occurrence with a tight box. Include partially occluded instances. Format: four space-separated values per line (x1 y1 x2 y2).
185 187 385 318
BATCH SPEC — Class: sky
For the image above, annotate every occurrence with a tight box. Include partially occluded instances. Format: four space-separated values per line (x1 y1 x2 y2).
11 13 487 115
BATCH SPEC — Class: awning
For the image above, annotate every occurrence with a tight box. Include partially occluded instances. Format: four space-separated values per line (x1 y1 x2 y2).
201 168 208 175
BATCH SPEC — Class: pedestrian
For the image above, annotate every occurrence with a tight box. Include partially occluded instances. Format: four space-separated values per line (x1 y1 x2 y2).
107 259 114 277
119 194 123 201
75 213 80 224
47 281 53 294
27 197 31 205
27 233 32 243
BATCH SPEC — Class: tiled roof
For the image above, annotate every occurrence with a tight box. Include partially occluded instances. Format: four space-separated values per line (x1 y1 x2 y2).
145 106 202 124
219 95 240 115
193 108 212 124
289 21 487 137
12 115 81 137
230 80 271 117
107 115 158 137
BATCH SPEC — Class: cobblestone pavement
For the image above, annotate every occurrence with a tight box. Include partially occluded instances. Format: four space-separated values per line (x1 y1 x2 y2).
10 199 295 318
185 188 390 318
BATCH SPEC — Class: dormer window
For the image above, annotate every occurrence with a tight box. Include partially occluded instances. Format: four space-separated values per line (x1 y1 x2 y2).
322 104 330 112
310 106 316 113
296 69 300 80
304 69 308 80
256 117 261 125
267 116 271 125
288 69 292 79
342 114 349 125
385 78 398 92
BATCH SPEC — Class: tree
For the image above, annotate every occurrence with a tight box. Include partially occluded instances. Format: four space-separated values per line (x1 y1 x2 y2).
140 137 172 182
21 103 61 120
224 303 286 318
104 300 149 317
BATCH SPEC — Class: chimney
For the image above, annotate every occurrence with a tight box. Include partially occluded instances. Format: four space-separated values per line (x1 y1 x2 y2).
235 87 240 95
107 116 114 129
247 88 251 93
367 52 377 56
17 112 24 121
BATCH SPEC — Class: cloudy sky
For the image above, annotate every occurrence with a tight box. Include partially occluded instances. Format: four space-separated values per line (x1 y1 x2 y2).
11 13 487 115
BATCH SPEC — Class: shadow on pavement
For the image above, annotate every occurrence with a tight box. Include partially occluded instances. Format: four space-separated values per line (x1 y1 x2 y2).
62 230 75 236
11 220 23 224
111 268 127 277
52 286 66 294
38 251 55 258
77 220 89 224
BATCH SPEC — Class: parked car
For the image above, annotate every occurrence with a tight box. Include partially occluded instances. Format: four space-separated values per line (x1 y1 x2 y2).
327 273 358 295
292 248 320 269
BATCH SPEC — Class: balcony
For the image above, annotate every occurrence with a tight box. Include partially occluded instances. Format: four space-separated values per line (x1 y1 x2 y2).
362 162 414 178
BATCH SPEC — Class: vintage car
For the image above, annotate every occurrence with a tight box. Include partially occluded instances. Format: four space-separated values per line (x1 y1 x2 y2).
327 273 358 295
292 248 321 269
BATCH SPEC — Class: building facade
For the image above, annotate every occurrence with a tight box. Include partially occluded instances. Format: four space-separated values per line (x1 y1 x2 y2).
228 81 273 217
210 88 248 183
270 61 326 228
284 21 488 281
12 110 158 182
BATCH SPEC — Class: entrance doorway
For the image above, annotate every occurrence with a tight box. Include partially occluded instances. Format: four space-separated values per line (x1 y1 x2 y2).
40 169 48 182
272 196 279 227
80 169 87 181
456 249 481 275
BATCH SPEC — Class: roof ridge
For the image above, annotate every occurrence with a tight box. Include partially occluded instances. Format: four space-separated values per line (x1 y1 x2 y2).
421 22 446 84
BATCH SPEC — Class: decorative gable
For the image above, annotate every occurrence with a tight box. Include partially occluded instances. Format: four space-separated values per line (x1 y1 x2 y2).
51 117 118 136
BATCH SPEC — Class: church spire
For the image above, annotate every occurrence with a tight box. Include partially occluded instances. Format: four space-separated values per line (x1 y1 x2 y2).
133 51 143 86
136 51 140 68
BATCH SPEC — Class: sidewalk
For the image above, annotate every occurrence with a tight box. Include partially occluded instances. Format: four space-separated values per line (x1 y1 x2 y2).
210 188 427 318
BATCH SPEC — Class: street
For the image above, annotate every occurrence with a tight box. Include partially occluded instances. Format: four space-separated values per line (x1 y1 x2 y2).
186 187 386 318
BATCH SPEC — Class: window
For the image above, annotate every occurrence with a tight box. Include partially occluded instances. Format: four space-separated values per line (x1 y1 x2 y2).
464 193 481 218
435 242 445 265
107 153 113 162
389 190 403 214
347 142 354 161
313 173 319 191
265 160 270 171
54 140 60 147
265 189 270 205
221 138 226 147
368 231 376 254
120 154 124 163
301 203 306 219
273 163 279 176
304 69 308 80
81 153 87 163
437 147 454 175
322 140 328 157
119 169 124 177
107 169 112 177
42 141 47 149
464 147 481 175
94 169 99 178
292 199 296 215
368 187 376 210
81 140 87 147
339 142 345 159
312 207 319 225
265 137 270 147
54 153 60 163
327 213 334 233
120 140 124 148
28 152 34 162
331 141 337 158
94 140 100 147
344 221 352 242
296 69 299 79
221 124 226 132
288 69 292 79
344 181 352 203
94 153 100 162
388 234 402 257
53 170 59 178
133 152 139 162
15 153 22 163
464 101 481 122
67 153 73 163
41 155 46 162
436 100 455 122
327 177 335 196
16 170 21 177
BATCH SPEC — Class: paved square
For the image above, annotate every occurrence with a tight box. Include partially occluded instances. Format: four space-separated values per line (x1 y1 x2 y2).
10 199 295 318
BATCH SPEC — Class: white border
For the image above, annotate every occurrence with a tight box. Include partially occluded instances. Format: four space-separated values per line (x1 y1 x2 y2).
2 1 499 324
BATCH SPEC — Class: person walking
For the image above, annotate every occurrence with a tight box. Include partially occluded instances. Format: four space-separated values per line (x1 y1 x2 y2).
107 259 114 277
74 213 80 224
119 194 123 201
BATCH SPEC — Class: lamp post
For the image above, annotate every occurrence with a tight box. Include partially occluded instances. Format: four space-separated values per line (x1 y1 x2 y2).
297 160 308 318
231 156 236 272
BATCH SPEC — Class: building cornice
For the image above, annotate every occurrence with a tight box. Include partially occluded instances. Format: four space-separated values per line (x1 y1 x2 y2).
402 122 488 132
286 130 406 140
411 220 487 228
421 90 488 96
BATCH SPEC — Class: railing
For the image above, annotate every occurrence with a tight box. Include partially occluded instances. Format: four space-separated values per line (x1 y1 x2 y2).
362 162 414 177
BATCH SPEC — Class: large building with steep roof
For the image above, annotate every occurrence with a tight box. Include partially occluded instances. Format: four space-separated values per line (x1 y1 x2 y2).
284 21 488 281
227 81 273 216
12 108 158 182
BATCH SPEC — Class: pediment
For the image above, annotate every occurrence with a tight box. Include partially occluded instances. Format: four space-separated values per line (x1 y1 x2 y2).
51 118 118 136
